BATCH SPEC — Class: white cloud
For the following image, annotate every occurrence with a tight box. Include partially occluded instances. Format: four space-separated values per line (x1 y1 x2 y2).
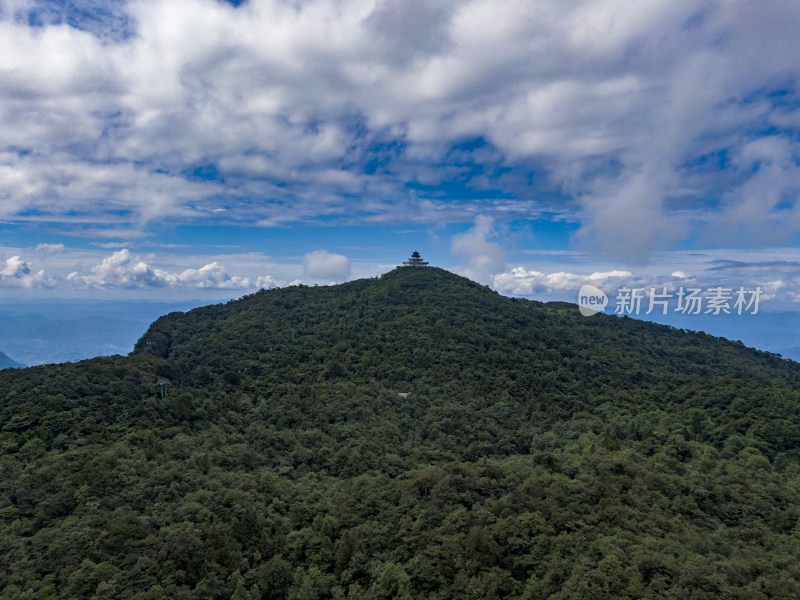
0 255 53 288
175 262 251 289
0 0 799 256
493 267 633 297
575 169 691 261
451 215 505 281
255 275 280 289
1 256 29 278
303 250 351 279
35 243 65 254
93 242 137 249
68 249 171 288
703 137 800 246
67 248 271 290
492 248 800 311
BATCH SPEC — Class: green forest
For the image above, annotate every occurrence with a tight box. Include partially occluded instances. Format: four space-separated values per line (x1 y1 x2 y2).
2 267 800 599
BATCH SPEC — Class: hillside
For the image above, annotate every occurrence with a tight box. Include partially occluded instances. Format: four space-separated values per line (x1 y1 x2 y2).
2 266 800 599
0 350 24 370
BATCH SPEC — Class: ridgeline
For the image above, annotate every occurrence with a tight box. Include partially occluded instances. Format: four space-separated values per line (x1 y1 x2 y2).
0 351 24 370
2 267 800 598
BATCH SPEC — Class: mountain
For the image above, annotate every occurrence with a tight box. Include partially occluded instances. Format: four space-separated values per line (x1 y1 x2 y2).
0 300 207 365
629 308 800 363
2 267 800 599
0 350 24 370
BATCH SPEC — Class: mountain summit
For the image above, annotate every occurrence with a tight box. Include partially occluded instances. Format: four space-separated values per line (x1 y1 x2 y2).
2 268 800 598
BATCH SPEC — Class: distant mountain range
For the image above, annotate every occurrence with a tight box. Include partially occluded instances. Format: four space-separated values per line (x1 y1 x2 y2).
0 299 206 365
0 351 24 369
635 308 800 362
2 267 799 598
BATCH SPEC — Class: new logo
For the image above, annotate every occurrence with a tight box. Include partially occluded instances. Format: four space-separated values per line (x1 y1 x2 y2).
578 284 608 316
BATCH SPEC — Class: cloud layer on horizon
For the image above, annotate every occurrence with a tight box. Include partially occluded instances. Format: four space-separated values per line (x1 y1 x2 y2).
0 0 799 260
65 249 278 289
4 242 800 312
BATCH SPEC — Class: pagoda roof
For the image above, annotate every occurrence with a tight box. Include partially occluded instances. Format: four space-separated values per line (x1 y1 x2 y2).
401 251 430 267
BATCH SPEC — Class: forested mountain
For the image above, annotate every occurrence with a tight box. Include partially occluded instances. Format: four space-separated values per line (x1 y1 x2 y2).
2 267 800 599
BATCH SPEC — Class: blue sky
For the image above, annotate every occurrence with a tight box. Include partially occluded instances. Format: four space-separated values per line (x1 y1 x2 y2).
1 0 800 320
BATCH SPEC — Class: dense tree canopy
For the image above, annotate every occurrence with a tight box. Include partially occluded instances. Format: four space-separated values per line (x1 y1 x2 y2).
2 267 800 598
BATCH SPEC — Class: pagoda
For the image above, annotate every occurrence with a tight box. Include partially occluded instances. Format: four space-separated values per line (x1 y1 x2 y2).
402 250 429 267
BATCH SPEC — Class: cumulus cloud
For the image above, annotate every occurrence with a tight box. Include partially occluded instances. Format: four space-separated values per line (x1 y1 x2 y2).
1 0 800 257
303 250 351 280
0 255 53 288
175 262 252 289
493 267 634 297
68 249 171 288
255 275 280 289
67 249 271 290
451 215 505 280
1 256 30 278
